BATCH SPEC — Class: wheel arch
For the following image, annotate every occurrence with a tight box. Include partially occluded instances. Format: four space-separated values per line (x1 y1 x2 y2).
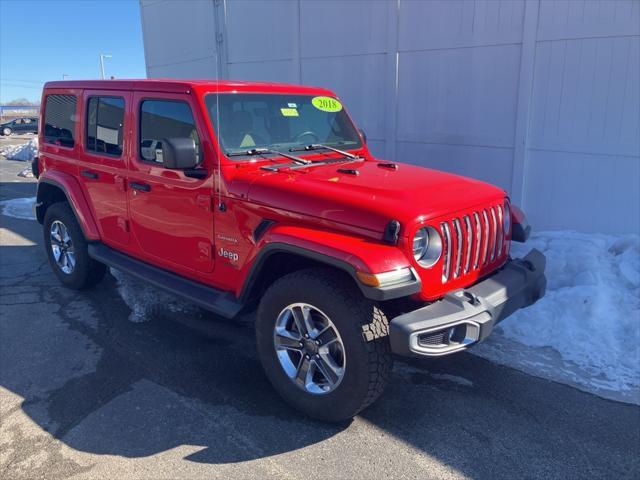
238 243 360 304
36 175 100 241
238 241 421 304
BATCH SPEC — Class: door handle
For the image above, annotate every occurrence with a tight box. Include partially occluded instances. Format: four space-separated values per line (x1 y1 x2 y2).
129 181 151 192
81 170 98 179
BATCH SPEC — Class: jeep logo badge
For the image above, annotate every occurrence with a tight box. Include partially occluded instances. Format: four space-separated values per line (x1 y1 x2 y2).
218 247 239 262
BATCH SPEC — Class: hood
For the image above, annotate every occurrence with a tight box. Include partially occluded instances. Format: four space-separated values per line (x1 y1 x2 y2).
245 160 506 235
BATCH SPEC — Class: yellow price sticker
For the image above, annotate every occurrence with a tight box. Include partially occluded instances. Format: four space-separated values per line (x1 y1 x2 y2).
280 107 299 117
311 96 342 112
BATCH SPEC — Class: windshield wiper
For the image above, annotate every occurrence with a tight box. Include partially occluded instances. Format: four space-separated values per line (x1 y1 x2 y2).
227 147 310 165
290 144 361 160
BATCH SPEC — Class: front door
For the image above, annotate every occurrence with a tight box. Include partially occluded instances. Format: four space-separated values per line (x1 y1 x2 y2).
127 92 214 273
12 119 26 133
78 91 130 247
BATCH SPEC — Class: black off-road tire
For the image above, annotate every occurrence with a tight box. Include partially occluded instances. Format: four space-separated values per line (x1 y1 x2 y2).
43 202 106 289
256 268 393 422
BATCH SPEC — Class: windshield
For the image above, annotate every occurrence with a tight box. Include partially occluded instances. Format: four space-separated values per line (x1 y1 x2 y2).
204 93 362 158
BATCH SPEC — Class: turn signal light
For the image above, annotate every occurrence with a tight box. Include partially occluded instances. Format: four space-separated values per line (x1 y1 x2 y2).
356 268 415 288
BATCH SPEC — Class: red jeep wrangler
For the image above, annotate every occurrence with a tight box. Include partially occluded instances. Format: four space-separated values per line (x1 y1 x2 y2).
34 80 546 421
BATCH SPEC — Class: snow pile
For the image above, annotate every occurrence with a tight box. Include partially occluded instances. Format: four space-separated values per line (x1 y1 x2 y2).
474 231 640 404
17 167 34 178
0 197 36 220
0 138 38 161
110 268 200 323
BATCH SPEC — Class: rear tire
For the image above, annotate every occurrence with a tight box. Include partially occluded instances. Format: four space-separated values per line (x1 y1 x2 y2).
43 202 106 289
256 268 392 422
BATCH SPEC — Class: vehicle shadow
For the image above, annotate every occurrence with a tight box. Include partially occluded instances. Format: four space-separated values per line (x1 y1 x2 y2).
1 181 638 479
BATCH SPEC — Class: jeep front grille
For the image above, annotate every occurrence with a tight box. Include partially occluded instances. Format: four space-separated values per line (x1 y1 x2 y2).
440 204 506 283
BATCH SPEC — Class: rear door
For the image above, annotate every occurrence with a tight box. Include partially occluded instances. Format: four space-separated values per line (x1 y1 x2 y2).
78 90 130 247
127 91 214 273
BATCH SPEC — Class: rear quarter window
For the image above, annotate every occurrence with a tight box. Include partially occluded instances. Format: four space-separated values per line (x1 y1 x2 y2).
44 94 77 148
86 96 125 156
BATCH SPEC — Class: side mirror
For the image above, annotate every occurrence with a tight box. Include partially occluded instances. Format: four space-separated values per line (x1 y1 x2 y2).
160 137 198 169
359 128 367 144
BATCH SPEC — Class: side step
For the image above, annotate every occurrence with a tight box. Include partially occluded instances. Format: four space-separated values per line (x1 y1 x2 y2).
88 243 243 319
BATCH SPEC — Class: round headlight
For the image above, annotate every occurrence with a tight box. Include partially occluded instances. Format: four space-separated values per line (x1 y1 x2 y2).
413 228 428 260
503 200 511 234
412 226 442 268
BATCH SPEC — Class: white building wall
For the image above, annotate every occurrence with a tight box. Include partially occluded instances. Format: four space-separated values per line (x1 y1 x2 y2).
140 0 640 234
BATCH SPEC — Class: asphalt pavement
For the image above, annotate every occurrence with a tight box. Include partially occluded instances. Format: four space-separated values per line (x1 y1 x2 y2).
1 143 639 480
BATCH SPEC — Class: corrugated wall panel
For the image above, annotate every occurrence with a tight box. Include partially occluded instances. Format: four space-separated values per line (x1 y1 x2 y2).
301 54 387 146
525 151 640 233
226 0 297 64
141 0 218 71
529 37 639 157
300 0 388 57
523 0 640 234
398 0 525 50
140 0 640 233
394 0 524 195
537 0 640 40
396 45 521 147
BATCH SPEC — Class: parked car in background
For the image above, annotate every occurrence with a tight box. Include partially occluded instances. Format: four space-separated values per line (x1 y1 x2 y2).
1 117 39 136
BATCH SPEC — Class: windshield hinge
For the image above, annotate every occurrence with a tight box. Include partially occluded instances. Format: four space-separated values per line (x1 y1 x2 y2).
383 220 401 245
196 194 213 212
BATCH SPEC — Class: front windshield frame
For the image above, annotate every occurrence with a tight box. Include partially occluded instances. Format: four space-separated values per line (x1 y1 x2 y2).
204 92 363 161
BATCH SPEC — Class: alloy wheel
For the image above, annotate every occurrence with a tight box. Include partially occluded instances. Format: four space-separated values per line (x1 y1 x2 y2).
50 220 76 274
273 303 346 395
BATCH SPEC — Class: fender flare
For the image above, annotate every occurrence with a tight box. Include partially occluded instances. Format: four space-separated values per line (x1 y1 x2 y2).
238 226 421 302
36 173 101 241
510 204 531 243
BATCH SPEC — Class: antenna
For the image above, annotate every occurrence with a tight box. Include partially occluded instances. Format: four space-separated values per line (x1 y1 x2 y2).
215 20 222 211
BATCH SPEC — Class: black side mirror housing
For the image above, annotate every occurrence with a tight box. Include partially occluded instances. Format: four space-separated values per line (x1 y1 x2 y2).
160 137 198 169
359 128 367 144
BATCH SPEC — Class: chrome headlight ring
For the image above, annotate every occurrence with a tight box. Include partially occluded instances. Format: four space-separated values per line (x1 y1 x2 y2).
412 226 442 268
503 199 511 234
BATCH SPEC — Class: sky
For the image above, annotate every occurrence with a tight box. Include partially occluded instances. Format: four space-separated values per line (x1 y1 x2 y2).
0 0 146 104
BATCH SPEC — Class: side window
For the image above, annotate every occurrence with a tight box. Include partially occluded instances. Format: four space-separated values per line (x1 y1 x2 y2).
139 99 201 164
44 94 77 147
86 96 125 156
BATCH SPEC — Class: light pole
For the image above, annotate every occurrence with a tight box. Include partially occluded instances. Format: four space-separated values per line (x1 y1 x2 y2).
99 54 112 80
62 74 69 80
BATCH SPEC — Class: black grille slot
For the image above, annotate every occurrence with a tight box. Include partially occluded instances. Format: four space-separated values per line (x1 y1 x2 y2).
418 330 450 347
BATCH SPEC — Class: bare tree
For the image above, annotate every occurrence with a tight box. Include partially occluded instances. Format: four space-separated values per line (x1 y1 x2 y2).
4 98 40 106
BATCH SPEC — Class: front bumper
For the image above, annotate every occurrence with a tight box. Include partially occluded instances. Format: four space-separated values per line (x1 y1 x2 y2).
389 249 546 357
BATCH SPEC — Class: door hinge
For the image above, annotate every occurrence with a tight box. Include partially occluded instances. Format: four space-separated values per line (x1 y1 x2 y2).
198 241 212 260
196 194 213 212
117 217 129 232
114 175 127 192
216 33 223 44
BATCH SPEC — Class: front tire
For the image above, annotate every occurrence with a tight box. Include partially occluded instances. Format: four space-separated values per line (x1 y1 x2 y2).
2 127 11 136
256 268 392 422
43 202 106 289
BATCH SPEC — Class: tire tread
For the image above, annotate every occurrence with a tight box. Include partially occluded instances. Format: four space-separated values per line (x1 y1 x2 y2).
257 268 392 420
